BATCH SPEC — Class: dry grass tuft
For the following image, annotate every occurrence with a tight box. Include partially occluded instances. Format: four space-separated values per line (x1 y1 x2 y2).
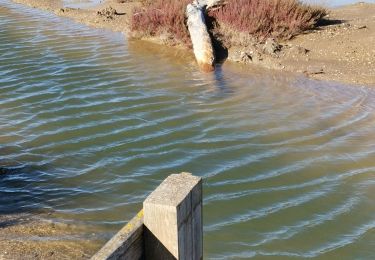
130 0 192 46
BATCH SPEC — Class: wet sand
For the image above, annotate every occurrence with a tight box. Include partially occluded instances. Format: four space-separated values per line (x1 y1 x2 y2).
277 2 375 86
0 213 103 260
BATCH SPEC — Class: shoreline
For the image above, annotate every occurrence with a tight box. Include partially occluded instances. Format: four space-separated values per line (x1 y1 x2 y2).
0 212 103 259
9 0 375 87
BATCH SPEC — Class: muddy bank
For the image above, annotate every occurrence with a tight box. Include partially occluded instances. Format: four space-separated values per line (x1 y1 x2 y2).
0 213 103 260
10 0 375 86
12 0 139 34
237 2 375 86
0 164 104 259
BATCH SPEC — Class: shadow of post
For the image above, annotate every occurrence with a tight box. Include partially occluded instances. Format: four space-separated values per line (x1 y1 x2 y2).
143 227 176 260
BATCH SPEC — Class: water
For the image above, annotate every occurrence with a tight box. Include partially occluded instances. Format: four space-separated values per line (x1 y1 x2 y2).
1 0 375 259
63 0 102 9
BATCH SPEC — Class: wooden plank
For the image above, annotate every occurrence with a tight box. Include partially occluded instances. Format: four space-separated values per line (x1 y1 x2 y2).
91 210 144 260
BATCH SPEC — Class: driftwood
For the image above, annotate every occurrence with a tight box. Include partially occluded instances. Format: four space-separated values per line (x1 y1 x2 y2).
186 2 215 72
186 0 227 72
198 0 227 9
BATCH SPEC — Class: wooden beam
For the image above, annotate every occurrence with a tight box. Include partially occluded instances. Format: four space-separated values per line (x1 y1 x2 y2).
91 210 144 260
143 172 203 260
186 2 215 72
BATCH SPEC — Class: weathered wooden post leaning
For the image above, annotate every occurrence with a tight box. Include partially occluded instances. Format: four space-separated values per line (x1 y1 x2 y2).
186 0 226 72
186 2 215 72
91 172 203 260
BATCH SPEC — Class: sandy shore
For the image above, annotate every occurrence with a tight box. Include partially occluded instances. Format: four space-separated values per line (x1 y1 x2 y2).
11 0 139 33
0 213 103 260
225 2 375 86
276 2 375 86
9 0 375 86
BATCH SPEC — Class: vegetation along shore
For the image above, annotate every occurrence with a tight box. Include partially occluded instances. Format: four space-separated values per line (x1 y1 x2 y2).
11 0 375 86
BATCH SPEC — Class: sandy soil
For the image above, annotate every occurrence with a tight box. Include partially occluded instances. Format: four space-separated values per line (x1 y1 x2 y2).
10 0 375 86
273 2 375 86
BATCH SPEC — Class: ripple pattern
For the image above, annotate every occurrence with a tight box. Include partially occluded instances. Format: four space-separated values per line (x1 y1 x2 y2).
1 1 375 258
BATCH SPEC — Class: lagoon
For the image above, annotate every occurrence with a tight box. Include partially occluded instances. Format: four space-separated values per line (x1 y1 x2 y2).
1 0 375 258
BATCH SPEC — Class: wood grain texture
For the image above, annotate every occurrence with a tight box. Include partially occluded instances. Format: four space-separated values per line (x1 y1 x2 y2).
143 173 202 260
186 3 215 72
91 210 144 260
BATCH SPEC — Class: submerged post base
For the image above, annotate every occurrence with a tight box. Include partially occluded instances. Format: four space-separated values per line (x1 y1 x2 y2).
186 2 215 72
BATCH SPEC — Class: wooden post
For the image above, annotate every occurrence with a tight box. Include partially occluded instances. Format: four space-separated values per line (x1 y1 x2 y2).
143 172 203 260
186 2 215 72
91 172 203 260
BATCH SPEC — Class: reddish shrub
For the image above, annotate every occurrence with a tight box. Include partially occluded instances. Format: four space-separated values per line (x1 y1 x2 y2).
131 0 192 46
130 0 326 48
209 0 326 43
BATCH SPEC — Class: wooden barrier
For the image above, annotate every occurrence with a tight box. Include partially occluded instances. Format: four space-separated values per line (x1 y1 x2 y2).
91 173 203 260
91 211 144 260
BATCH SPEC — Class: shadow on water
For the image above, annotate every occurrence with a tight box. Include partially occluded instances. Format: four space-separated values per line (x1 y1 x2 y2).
0 162 51 216
208 64 234 98
0 212 33 229
127 37 233 98
0 157 57 229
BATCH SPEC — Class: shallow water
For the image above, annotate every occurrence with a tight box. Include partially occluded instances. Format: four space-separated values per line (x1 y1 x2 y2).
1 0 375 259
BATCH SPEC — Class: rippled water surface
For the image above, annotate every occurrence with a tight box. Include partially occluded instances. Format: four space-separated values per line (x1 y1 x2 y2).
1 1 375 259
